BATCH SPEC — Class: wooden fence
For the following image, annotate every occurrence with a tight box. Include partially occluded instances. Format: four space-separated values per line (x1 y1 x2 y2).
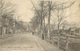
45 33 80 51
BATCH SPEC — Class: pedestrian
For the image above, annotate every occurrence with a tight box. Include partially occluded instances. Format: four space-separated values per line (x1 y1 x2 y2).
32 31 34 35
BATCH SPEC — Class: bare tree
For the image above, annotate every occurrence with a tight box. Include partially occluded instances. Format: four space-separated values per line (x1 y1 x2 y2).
52 1 75 47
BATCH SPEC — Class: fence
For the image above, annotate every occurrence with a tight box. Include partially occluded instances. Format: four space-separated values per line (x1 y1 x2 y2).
44 33 80 51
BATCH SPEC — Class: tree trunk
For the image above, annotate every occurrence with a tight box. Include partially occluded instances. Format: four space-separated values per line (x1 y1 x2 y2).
40 1 44 39
48 1 52 40
43 18 45 40
57 9 60 48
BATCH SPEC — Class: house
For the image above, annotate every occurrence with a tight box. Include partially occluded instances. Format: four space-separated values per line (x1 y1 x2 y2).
75 28 80 34
69 27 80 35
68 27 76 35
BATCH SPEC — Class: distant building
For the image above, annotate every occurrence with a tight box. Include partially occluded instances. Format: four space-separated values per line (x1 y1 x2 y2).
75 28 80 34
69 27 80 35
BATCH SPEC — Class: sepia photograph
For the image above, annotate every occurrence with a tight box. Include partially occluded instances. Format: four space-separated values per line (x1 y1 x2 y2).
0 0 80 51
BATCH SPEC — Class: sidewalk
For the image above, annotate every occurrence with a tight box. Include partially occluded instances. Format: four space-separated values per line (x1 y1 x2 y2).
33 35 62 51
0 34 14 43
0 34 14 39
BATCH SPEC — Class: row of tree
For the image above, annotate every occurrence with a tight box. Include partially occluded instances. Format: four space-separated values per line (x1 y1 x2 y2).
30 1 76 40
0 0 26 36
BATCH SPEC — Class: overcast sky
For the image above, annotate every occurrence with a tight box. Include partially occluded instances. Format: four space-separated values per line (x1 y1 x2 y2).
4 0 80 24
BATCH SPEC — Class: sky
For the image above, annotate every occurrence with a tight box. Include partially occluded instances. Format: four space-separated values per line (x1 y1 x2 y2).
4 0 80 24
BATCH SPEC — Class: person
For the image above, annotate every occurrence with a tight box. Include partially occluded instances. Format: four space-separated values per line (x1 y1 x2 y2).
32 31 34 35
42 34 44 40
